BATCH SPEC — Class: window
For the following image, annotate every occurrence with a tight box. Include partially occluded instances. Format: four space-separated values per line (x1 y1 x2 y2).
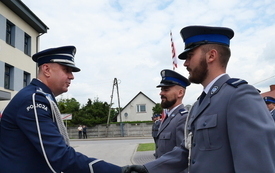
4 64 13 89
24 33 31 55
6 20 15 46
23 72 30 87
136 104 146 113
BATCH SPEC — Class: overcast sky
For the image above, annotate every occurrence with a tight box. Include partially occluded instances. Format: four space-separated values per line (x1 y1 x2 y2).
22 0 275 107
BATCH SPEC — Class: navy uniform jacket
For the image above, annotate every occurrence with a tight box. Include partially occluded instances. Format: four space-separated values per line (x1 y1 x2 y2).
0 79 121 173
145 74 275 173
155 104 187 159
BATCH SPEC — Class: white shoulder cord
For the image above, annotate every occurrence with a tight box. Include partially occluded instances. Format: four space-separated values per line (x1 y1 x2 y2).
184 104 194 173
32 91 110 173
0 108 5 122
32 93 57 173
89 159 103 173
45 96 70 145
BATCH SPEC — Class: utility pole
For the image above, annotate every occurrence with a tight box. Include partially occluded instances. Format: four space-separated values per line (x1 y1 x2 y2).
106 78 124 137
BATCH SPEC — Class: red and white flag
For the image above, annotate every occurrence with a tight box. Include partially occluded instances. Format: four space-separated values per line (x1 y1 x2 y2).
170 31 178 70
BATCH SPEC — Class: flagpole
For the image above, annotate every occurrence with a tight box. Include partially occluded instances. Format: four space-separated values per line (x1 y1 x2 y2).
170 30 178 71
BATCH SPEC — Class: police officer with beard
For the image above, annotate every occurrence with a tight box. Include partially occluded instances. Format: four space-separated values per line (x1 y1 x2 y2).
154 69 189 164
122 26 275 173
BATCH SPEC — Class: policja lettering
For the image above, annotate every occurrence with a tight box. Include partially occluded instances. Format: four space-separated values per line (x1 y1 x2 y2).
26 103 48 112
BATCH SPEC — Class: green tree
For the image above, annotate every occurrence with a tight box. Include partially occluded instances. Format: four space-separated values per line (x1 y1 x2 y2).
57 97 122 126
58 98 80 113
152 103 163 115
57 98 80 126
73 98 113 126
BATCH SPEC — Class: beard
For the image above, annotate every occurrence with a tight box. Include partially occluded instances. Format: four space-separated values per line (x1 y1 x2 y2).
161 97 177 109
188 55 208 84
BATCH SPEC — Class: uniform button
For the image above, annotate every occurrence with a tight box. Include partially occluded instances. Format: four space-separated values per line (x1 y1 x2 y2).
193 143 196 147
192 160 196 164
203 122 207 126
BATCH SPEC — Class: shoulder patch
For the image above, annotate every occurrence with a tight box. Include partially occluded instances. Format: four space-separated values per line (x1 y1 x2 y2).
226 78 248 88
179 109 188 115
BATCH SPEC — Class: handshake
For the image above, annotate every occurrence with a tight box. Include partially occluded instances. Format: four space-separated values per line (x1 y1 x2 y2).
121 165 149 173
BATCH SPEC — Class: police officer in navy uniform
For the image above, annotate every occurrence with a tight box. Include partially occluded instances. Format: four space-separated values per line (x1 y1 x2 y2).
122 26 275 173
263 96 275 121
0 46 122 173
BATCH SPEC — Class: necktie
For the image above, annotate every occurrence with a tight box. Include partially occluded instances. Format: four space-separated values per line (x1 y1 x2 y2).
162 113 168 122
199 91 206 105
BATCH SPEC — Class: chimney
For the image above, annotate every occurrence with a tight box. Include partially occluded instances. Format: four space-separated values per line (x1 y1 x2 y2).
270 85 275 91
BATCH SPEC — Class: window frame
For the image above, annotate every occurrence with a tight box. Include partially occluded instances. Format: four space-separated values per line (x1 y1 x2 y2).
6 20 15 46
4 64 13 90
24 33 31 56
23 71 31 87
136 104 146 113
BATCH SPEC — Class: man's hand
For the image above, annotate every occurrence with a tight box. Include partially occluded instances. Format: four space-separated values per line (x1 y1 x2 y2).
122 165 149 173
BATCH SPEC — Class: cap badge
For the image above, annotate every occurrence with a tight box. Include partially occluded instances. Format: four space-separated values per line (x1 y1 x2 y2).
161 70 165 77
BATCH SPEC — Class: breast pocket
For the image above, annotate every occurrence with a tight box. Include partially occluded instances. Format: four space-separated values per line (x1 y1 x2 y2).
158 132 171 140
195 114 222 151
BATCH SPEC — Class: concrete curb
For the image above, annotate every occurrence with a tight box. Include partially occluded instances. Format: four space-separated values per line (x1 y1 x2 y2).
130 144 139 164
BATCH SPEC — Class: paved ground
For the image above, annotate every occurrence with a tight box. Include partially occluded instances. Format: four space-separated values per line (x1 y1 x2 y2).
71 137 155 167
132 150 155 165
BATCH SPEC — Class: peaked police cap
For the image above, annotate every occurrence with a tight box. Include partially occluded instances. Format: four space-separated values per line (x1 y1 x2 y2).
178 25 234 60
32 45 80 72
157 69 190 88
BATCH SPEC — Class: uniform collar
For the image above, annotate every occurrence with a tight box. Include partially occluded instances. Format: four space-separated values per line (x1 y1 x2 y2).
167 104 182 117
204 73 226 94
31 78 57 102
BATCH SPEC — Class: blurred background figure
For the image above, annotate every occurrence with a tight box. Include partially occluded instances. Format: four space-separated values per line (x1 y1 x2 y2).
263 96 275 121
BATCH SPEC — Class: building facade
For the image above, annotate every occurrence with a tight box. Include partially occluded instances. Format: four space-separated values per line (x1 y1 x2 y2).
0 0 48 111
117 91 156 122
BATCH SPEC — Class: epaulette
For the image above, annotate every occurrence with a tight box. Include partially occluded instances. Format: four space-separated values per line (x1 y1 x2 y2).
35 87 54 101
35 87 47 95
226 78 247 88
179 109 188 116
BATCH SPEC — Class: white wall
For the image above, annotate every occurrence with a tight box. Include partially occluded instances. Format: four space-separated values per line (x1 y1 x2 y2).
117 93 155 122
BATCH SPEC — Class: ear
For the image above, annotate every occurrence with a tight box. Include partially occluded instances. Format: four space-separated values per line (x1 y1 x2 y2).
41 64 51 77
206 49 218 63
178 87 185 98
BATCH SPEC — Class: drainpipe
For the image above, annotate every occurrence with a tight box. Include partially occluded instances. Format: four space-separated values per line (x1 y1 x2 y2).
35 33 45 77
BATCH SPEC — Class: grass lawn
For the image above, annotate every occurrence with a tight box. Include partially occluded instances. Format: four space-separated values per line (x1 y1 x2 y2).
137 143 155 151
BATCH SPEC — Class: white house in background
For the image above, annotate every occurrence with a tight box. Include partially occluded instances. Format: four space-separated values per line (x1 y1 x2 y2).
117 91 156 122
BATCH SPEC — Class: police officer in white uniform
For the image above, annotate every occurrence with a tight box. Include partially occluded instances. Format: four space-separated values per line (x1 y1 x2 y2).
122 26 275 173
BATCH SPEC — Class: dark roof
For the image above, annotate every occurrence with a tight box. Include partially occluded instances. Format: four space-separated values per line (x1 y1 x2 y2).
1 0 49 33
